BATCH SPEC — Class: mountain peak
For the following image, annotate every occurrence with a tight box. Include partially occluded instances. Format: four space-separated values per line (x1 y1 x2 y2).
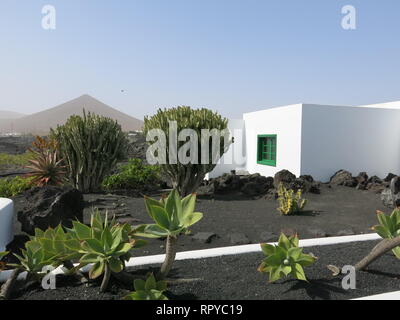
0 96 143 134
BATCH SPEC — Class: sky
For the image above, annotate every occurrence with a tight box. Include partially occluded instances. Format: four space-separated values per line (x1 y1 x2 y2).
0 0 399 120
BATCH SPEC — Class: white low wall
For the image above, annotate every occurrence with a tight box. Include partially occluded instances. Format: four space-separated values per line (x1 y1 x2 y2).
0 233 381 283
0 198 14 252
353 291 400 300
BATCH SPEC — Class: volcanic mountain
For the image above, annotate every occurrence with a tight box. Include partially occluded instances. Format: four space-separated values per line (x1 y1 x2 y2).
0 110 25 119
0 95 143 134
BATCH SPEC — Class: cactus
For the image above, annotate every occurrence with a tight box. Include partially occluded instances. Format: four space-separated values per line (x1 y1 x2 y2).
277 183 307 215
51 110 129 192
144 106 230 196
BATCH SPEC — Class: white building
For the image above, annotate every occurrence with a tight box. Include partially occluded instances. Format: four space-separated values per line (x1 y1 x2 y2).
210 101 400 182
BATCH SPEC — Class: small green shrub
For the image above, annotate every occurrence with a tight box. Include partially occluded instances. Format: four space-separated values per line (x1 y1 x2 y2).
102 159 160 191
258 233 317 283
373 209 400 258
277 183 307 215
124 274 168 300
0 176 33 197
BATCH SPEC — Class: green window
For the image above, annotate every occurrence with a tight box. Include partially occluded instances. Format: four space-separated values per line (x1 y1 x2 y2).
257 135 277 166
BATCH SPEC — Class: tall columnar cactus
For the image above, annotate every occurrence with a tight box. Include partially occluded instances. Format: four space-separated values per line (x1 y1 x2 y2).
51 110 128 193
144 106 230 196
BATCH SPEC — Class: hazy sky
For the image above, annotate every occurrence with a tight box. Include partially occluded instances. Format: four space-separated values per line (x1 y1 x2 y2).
0 0 399 120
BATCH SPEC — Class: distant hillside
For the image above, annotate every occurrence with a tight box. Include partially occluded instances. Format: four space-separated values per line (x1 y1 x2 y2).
0 110 25 119
0 95 143 134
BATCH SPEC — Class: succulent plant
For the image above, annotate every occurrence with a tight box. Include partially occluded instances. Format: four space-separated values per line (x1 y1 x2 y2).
277 183 307 215
134 189 203 279
69 210 146 292
372 209 400 258
25 150 66 187
124 274 168 300
51 110 129 193
11 239 60 276
29 135 58 154
1 227 81 299
258 233 317 282
1 240 57 300
34 225 82 267
25 136 66 187
144 106 231 196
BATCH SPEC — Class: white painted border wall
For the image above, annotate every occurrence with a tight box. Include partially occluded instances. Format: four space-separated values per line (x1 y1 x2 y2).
0 233 381 283
300 104 400 182
0 198 14 252
243 104 303 178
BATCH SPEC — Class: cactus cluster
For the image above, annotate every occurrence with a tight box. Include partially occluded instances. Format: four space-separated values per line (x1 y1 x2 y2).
51 110 129 193
143 106 230 196
277 183 307 215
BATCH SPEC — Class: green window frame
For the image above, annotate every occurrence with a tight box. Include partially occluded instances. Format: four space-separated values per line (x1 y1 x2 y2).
257 134 277 166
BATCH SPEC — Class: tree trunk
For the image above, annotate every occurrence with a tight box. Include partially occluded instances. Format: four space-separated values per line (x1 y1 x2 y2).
158 235 178 279
355 236 400 271
100 263 111 293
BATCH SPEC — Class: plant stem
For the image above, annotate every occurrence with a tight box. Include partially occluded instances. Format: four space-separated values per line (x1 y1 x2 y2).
355 236 400 271
158 235 178 280
0 268 22 300
63 260 88 283
100 263 111 293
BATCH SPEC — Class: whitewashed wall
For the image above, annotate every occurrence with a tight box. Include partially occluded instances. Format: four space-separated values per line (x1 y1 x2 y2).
208 119 246 178
243 104 303 178
301 104 400 182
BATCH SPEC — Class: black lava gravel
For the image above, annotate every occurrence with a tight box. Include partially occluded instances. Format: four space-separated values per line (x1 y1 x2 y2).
15 240 400 300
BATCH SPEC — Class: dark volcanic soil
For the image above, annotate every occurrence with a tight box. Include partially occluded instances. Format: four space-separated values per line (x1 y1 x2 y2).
11 184 388 257
14 240 400 300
